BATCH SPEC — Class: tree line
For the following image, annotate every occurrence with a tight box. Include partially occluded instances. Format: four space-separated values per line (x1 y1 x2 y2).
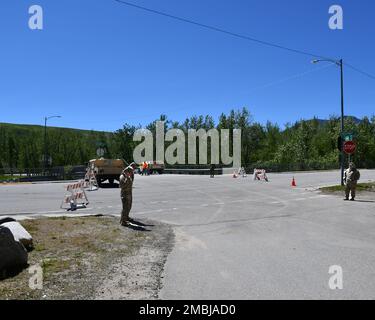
0 123 114 172
1 108 375 173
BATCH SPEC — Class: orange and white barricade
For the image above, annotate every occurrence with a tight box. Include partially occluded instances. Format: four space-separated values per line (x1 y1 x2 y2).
238 167 247 178
253 169 269 182
84 169 98 191
61 180 89 211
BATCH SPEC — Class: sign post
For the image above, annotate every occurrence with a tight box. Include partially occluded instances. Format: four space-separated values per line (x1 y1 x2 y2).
338 133 356 182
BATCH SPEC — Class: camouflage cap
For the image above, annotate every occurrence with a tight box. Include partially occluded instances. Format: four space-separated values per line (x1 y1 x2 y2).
121 166 133 175
129 162 137 170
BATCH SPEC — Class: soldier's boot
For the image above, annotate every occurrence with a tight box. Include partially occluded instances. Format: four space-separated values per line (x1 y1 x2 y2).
350 187 356 201
120 200 130 226
120 196 133 226
120 212 130 226
344 185 350 200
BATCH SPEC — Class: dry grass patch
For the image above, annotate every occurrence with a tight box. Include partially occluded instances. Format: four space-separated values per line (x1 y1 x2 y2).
0 216 150 300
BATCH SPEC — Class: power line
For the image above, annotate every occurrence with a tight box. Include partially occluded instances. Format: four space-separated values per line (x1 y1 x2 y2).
247 63 335 93
113 1 375 81
50 64 335 127
113 0 332 60
344 62 375 81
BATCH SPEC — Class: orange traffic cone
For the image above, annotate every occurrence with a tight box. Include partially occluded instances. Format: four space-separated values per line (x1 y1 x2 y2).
291 177 297 187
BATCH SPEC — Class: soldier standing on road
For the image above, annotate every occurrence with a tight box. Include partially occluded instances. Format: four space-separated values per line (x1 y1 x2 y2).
210 164 215 178
344 162 361 201
120 166 134 226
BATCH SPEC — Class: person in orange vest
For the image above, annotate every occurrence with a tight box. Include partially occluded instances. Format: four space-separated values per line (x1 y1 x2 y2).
143 162 149 176
139 162 144 176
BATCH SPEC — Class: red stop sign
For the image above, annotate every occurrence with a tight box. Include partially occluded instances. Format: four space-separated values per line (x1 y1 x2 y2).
343 141 356 155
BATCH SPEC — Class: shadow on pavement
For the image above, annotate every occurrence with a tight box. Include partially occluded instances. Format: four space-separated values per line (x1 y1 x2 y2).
99 183 119 189
124 223 151 232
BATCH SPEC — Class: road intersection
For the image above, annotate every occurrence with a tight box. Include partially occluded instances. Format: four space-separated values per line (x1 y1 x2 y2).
1 170 375 299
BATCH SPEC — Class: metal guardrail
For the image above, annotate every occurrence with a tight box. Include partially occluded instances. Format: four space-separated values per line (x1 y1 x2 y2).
0 166 86 182
164 168 223 175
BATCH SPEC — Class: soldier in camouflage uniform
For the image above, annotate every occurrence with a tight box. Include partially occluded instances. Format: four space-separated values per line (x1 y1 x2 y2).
344 162 360 201
120 166 134 226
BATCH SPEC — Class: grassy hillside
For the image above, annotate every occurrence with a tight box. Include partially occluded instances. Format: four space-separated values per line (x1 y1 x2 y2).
0 122 110 136
1 110 375 173
0 122 116 171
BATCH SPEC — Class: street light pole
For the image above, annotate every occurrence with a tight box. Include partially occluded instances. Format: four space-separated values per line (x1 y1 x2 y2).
339 59 345 186
312 58 345 186
44 117 47 174
43 116 61 174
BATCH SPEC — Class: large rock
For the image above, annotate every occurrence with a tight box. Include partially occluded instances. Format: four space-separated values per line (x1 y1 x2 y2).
0 217 16 225
0 226 28 279
1 221 33 251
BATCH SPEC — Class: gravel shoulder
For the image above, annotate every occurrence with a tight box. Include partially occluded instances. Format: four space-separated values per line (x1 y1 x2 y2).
0 216 174 300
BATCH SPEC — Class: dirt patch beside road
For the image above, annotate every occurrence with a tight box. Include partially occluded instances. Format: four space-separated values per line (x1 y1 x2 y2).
0 216 174 300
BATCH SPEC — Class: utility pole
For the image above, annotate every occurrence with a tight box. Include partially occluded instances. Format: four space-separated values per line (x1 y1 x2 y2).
44 116 47 175
43 116 61 175
339 59 345 186
312 58 345 186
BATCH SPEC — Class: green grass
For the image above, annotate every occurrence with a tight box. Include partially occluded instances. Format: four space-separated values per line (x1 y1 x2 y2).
41 258 71 275
320 182 375 193
0 175 19 182
34 243 46 252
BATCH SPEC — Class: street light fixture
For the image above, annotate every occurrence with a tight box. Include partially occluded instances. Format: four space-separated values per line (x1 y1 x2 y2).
44 115 62 174
312 58 345 186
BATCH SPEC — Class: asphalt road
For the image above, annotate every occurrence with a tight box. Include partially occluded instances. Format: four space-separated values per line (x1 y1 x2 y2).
1 170 375 299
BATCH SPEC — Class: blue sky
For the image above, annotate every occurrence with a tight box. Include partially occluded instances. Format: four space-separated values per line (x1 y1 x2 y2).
1 0 374 131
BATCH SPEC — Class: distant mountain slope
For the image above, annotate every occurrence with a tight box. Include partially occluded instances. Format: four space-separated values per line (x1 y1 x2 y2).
312 116 362 125
0 123 115 170
0 122 111 136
